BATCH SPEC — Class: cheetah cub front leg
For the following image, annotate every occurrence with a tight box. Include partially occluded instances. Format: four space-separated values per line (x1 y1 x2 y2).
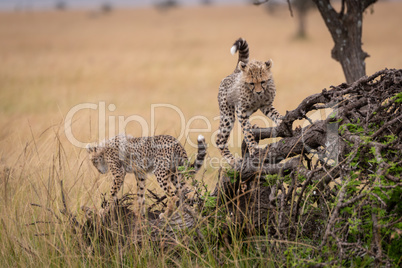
154 168 178 219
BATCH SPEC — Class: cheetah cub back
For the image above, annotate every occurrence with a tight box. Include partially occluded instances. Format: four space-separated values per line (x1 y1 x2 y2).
86 134 207 216
216 38 282 167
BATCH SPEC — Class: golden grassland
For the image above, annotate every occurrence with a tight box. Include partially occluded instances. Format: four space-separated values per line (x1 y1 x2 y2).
0 2 401 263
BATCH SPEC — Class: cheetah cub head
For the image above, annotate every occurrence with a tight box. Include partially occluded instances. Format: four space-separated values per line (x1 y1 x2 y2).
86 144 108 174
238 59 273 94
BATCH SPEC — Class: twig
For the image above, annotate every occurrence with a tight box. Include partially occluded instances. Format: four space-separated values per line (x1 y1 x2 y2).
319 177 349 250
15 238 39 258
60 180 68 214
372 114 402 138
371 213 383 261
339 193 367 208
286 0 293 17
25 221 55 226
30 203 62 223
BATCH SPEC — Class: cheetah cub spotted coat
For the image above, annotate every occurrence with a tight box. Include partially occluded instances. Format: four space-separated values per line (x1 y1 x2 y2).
86 134 207 215
216 38 282 166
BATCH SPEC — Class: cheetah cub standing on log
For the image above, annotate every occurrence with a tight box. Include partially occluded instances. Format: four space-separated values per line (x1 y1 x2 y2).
86 134 206 217
216 38 282 166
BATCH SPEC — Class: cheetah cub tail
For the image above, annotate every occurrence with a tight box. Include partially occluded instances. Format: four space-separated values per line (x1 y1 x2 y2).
230 38 249 68
190 135 207 172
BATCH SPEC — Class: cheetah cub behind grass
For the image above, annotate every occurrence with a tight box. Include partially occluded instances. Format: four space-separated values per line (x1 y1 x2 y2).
216 38 282 167
86 134 207 217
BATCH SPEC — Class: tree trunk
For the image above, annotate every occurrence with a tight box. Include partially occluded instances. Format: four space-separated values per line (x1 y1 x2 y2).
294 0 315 39
313 0 377 83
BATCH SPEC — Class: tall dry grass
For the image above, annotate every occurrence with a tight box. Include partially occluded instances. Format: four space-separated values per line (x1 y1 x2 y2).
0 1 401 266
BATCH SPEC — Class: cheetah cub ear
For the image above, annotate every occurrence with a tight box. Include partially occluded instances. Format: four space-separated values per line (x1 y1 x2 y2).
265 59 273 69
238 61 248 72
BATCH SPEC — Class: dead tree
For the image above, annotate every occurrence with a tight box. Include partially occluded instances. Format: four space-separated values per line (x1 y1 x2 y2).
255 0 378 83
214 68 402 265
313 0 377 83
293 0 315 38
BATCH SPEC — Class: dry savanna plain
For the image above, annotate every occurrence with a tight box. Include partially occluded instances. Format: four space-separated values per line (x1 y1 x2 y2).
0 1 402 266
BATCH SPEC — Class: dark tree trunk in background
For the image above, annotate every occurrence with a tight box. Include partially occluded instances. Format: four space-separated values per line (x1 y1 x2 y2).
312 0 377 83
294 0 315 38
296 8 307 38
255 0 378 83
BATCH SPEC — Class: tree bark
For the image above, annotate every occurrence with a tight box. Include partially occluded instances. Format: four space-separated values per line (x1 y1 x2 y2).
313 0 377 83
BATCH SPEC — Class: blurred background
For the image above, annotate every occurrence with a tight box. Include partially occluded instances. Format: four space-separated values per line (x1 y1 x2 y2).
3 0 257 11
0 0 401 207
